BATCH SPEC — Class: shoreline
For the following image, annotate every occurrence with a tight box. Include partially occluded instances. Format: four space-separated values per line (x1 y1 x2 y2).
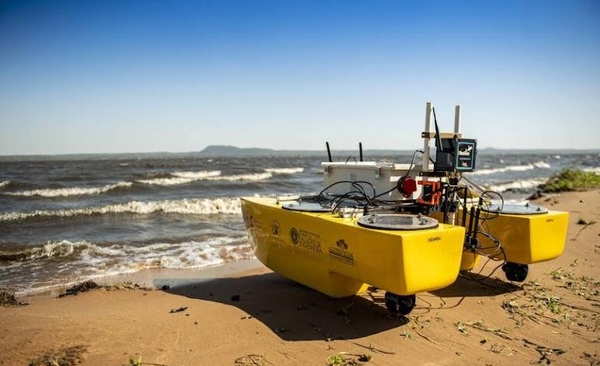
2 190 599 366
19 258 265 300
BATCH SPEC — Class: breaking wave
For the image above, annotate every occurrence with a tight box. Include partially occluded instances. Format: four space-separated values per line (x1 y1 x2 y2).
583 167 600 174
0 237 253 296
137 170 274 185
2 182 133 197
470 162 549 176
137 170 222 186
211 172 273 181
0 237 251 266
0 197 242 222
484 178 547 193
2 168 300 195
264 167 304 174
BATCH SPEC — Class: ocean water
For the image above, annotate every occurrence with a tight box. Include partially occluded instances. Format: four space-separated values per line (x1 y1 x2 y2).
1 151 598 295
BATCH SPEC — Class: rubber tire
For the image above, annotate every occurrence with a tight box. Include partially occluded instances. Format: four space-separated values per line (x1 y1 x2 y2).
502 262 529 282
384 293 416 315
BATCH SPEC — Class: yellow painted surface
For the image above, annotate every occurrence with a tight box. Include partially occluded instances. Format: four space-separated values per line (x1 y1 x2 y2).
241 197 465 297
460 250 481 271
433 208 569 266
477 210 569 264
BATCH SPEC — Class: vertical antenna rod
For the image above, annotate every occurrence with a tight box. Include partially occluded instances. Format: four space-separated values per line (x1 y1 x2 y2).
359 142 363 162
423 102 432 171
454 105 461 134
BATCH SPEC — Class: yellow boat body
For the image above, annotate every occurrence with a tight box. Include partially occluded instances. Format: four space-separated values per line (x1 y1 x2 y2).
477 210 569 264
241 196 466 297
460 250 481 271
432 208 569 266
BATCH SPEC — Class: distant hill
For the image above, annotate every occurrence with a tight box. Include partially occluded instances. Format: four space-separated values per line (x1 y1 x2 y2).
197 145 415 157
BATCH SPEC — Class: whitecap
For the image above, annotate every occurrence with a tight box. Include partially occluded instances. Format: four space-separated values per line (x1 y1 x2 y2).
209 172 273 181
0 196 243 222
468 164 536 176
3 181 132 197
484 178 547 193
264 167 304 174
137 170 221 186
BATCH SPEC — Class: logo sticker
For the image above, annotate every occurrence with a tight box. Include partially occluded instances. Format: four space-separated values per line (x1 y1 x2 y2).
290 228 299 245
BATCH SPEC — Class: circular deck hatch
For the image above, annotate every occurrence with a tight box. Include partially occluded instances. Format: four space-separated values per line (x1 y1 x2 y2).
282 201 332 212
481 203 548 215
357 214 439 230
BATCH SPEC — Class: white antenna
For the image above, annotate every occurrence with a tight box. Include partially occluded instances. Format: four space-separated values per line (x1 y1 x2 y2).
454 105 461 134
423 102 432 171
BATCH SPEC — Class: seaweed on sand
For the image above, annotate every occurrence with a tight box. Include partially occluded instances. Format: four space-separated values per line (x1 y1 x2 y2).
28 345 87 366
0 290 28 306
58 280 100 297
58 280 151 298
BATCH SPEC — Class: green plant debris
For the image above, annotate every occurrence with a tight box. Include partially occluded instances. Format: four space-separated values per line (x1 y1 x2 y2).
129 355 142 366
541 169 600 193
546 296 564 314
561 276 600 301
326 352 371 366
454 321 468 334
234 354 270 366
464 321 513 340
502 281 600 331
501 294 553 327
570 259 580 267
121 354 169 366
549 268 575 282
489 343 505 354
400 330 413 340
29 345 87 366
522 339 566 365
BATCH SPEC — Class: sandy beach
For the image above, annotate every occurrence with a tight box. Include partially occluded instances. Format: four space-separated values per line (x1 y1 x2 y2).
1 190 599 366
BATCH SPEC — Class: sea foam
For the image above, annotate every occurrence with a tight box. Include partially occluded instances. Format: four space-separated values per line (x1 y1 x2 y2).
2 181 132 197
0 197 243 222
137 170 222 186
264 167 304 174
469 163 548 176
484 178 547 193
1 237 253 296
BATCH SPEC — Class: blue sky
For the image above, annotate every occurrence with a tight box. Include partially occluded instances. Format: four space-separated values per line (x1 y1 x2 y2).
0 0 599 155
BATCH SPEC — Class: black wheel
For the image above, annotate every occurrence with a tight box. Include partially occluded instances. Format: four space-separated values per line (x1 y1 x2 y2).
384 292 416 315
502 262 529 282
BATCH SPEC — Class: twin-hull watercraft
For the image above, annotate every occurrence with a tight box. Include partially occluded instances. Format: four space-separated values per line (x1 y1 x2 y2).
241 102 569 315
241 196 465 314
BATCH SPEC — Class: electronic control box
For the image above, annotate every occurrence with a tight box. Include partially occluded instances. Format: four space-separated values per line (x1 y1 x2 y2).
434 138 477 172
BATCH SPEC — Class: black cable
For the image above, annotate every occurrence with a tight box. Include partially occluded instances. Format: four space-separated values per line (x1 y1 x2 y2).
375 149 425 200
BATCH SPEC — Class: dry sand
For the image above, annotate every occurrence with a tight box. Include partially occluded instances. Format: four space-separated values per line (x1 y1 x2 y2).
1 190 599 366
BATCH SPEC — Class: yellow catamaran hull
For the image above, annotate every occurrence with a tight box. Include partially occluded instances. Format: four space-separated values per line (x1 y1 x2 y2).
475 210 569 264
432 208 569 270
241 197 466 298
